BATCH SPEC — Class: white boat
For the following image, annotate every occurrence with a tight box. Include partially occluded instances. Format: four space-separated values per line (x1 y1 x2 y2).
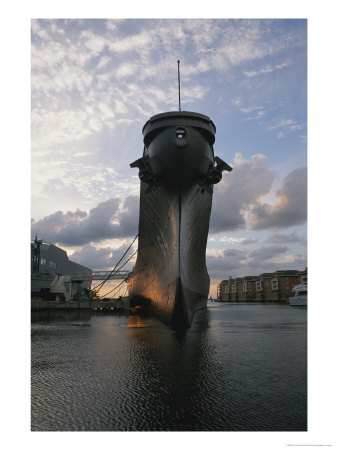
289 284 307 306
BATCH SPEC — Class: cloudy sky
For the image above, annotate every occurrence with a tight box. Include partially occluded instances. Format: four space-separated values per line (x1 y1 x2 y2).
31 18 308 296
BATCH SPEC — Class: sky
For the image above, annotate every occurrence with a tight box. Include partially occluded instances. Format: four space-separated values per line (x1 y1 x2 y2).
31 18 308 297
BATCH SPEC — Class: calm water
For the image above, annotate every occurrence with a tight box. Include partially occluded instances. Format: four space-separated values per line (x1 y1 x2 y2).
31 303 307 431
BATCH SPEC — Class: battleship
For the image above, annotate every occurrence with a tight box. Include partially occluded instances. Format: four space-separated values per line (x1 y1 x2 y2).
127 63 232 329
127 109 232 329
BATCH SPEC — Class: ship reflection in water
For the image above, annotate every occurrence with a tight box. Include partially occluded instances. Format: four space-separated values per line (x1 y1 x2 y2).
31 303 307 431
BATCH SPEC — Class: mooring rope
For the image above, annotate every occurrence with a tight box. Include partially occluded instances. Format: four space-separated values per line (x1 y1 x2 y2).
97 246 142 298
93 233 138 296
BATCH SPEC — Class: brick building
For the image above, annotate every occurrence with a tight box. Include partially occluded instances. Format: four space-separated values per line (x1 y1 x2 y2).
217 277 232 301
237 276 257 301
217 268 307 302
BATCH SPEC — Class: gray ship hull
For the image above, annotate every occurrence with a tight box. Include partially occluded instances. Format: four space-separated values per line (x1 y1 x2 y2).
127 112 231 328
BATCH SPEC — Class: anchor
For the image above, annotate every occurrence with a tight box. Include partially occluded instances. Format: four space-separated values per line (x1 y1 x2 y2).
196 155 232 193
130 154 162 192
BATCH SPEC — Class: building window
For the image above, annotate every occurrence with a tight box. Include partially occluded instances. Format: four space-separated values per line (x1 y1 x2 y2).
231 284 236 293
271 278 278 291
40 257 46 266
49 261 57 270
256 280 262 292
242 282 248 293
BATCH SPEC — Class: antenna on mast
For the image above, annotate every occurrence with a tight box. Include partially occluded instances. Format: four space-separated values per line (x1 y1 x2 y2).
177 60 181 111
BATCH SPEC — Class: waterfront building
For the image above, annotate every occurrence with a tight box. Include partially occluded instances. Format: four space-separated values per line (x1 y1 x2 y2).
268 270 302 301
254 277 264 301
31 238 92 296
217 276 257 302
300 271 307 285
239 276 257 301
231 278 238 301
217 268 307 302
217 277 232 301
257 273 273 301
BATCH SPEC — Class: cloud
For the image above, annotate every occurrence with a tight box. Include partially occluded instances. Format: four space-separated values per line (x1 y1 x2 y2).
240 238 259 245
268 118 302 138
217 236 258 245
31 178 88 219
248 245 288 260
282 254 307 266
31 196 139 246
244 62 290 78
81 29 106 54
207 248 246 278
31 155 140 218
107 29 153 54
31 19 306 121
31 108 93 147
206 243 306 281
70 242 136 271
220 236 247 244
116 63 137 79
248 167 307 230
239 105 264 114
266 229 307 245
210 153 276 233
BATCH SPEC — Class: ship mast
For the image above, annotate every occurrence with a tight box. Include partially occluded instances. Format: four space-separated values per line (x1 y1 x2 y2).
177 60 181 111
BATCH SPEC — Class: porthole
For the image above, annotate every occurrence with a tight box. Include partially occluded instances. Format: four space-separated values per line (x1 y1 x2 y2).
176 128 186 139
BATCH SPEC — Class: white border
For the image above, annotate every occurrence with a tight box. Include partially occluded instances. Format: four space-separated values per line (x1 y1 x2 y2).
1 1 338 449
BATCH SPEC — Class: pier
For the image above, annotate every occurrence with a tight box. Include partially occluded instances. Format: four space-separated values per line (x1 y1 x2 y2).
31 270 130 282
31 296 131 311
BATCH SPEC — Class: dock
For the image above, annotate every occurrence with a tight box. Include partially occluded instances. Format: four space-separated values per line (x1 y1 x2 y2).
31 296 131 311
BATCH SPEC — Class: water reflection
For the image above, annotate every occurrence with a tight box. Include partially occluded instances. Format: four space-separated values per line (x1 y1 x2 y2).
121 307 215 430
31 304 307 431
31 309 92 323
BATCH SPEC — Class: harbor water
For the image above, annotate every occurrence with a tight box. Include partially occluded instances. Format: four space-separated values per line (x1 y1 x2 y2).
31 303 307 431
